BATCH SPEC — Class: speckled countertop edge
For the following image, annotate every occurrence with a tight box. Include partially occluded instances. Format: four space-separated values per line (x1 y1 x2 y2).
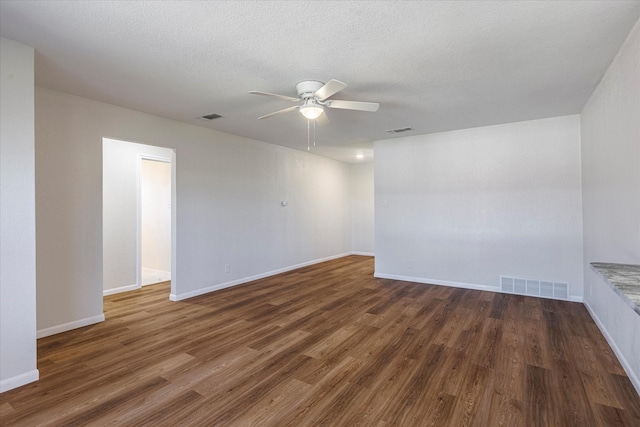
590 263 640 316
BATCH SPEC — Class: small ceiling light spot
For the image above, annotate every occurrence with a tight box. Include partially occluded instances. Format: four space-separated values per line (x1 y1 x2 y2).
356 154 364 159
386 127 412 134
199 113 223 120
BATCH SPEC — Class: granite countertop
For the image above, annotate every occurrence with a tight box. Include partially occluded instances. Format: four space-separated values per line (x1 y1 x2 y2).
590 262 640 315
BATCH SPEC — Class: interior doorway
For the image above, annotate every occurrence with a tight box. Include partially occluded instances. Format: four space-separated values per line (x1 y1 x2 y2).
140 158 172 286
102 138 175 297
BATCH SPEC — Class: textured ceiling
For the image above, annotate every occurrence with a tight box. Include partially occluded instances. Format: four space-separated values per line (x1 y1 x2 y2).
1 1 638 163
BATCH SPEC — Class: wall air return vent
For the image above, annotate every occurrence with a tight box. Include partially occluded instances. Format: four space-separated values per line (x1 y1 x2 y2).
500 276 569 301
199 113 223 120
386 127 413 134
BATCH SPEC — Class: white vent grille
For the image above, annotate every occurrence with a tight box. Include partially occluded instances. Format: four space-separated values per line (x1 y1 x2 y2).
500 276 569 300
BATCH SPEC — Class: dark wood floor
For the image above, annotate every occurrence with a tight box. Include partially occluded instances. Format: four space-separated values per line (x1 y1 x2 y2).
1 256 639 426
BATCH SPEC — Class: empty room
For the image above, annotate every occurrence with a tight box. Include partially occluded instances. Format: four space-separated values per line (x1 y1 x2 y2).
1 1 639 425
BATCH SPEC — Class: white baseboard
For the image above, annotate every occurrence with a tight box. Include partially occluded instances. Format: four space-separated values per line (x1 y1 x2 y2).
0 369 39 393
170 252 353 301
374 272 499 293
37 314 105 339
373 272 583 303
583 300 640 396
351 251 375 257
103 283 140 296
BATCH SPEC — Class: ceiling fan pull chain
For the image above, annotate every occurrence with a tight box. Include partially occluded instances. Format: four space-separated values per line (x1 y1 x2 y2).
307 119 310 151
313 119 316 147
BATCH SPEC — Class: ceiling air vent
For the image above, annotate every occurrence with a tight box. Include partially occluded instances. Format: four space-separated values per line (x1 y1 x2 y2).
199 113 223 120
386 127 412 134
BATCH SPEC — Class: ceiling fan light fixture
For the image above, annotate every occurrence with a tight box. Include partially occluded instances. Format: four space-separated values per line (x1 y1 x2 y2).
299 100 324 120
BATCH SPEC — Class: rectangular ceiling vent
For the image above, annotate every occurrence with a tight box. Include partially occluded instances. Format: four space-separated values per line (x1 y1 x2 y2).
386 127 413 134
199 113 223 120
500 276 569 301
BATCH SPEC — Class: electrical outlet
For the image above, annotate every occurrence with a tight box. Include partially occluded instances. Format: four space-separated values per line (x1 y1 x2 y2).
225 264 230 274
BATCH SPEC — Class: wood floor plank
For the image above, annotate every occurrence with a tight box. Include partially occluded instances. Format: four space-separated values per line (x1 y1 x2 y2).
273 356 363 426
1 255 638 426
447 364 492 427
382 343 448 425
486 391 524 427
526 364 556 427
0 402 15 418
341 356 419 426
227 378 312 427
551 357 596 427
494 331 526 405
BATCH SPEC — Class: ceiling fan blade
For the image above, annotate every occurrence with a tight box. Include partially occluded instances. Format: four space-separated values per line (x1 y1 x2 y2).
314 79 347 101
326 100 379 112
258 105 299 120
249 91 300 102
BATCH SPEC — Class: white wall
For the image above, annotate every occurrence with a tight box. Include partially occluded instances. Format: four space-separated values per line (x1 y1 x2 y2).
350 162 375 255
103 138 173 294
374 115 584 298
0 38 38 392
35 87 352 333
581 19 640 393
141 159 172 281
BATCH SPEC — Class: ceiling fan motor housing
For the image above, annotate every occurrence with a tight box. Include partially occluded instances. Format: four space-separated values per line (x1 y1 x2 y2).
296 80 324 100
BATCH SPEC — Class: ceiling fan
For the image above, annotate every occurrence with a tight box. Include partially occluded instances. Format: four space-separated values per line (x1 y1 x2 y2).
249 80 379 120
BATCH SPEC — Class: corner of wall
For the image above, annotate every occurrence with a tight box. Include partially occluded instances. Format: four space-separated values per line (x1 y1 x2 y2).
0 37 38 392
